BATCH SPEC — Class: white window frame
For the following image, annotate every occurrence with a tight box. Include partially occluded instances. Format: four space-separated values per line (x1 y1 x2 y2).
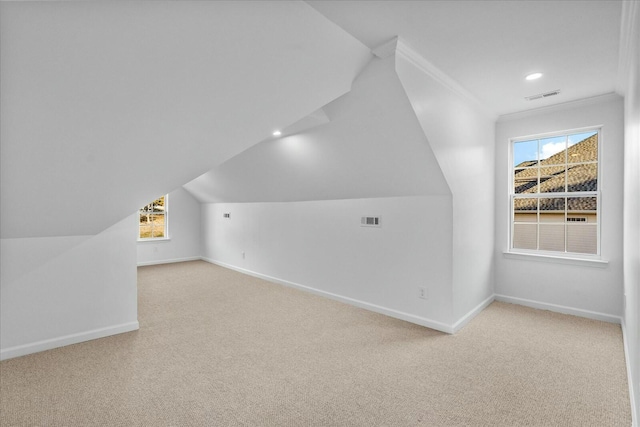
508 126 602 261
138 194 169 241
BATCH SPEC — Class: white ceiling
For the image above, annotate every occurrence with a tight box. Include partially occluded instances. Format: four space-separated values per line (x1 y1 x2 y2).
183 55 450 203
0 1 371 238
307 0 623 117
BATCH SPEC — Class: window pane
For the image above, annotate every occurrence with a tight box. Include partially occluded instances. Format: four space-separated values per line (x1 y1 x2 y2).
514 198 537 215
513 139 538 168
567 224 597 254
151 196 165 212
567 196 597 213
153 213 165 238
538 135 567 164
566 196 597 254
539 197 565 223
539 166 566 193
568 132 597 163
139 214 164 239
140 223 152 239
567 163 597 192
539 224 565 252
514 168 538 193
513 224 537 249
149 213 164 227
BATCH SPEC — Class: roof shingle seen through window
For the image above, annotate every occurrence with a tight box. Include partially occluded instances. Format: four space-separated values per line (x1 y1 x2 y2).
514 134 597 197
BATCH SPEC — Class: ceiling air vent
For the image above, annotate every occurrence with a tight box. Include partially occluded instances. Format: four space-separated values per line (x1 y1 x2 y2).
223 213 231 219
525 89 561 101
361 216 381 227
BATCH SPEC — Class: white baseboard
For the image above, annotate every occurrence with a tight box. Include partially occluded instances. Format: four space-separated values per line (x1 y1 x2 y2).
494 294 621 324
622 319 638 427
0 321 139 361
137 256 202 267
203 257 454 334
452 294 495 333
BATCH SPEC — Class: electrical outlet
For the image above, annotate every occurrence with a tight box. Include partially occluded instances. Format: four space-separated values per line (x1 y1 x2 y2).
242 251 245 259
418 287 427 300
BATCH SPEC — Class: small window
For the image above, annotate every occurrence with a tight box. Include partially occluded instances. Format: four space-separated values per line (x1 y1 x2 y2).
139 195 168 239
510 129 599 255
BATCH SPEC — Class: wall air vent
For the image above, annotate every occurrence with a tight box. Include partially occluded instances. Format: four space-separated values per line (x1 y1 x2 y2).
223 213 231 219
361 216 381 227
525 90 561 101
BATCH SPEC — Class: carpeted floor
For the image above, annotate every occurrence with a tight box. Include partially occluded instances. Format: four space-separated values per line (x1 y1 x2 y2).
0 260 631 426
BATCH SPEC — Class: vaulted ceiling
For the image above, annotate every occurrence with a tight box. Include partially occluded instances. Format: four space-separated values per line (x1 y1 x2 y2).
183 0 626 203
307 0 624 117
183 54 451 203
1 1 628 238
0 2 371 238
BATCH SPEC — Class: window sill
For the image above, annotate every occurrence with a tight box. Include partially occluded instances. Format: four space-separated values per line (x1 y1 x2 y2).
502 251 608 268
137 237 171 243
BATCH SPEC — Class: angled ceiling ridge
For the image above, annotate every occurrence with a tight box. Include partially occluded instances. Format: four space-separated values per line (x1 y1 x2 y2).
279 107 330 138
391 38 495 120
615 0 639 94
183 54 451 204
372 37 398 59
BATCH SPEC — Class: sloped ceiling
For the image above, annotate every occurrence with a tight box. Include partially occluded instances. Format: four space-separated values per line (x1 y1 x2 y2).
183 55 450 203
307 0 623 117
0 1 371 238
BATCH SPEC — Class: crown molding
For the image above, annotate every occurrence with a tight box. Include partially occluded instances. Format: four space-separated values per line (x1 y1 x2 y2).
615 0 639 95
497 92 622 123
392 38 496 120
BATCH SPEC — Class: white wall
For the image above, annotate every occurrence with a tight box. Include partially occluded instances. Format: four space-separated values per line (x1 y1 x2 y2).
202 197 454 330
137 188 201 266
194 44 497 330
494 95 625 320
0 1 371 359
394 43 496 323
621 1 640 420
192 51 461 330
0 215 139 360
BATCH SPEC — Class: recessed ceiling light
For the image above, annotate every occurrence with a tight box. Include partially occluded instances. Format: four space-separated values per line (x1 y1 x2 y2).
525 72 543 81
272 130 282 137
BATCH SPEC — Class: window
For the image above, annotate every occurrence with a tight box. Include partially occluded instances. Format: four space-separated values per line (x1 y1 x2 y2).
510 129 599 256
139 195 168 239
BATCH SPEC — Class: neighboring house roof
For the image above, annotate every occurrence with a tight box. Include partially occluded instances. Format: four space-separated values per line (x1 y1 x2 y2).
514 134 598 212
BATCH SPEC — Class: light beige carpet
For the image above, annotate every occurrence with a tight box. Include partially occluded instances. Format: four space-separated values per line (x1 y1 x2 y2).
0 260 631 426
